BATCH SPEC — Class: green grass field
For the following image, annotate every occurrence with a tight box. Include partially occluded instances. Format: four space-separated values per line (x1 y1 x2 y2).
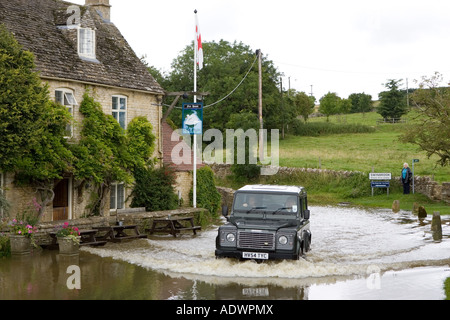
216 111 449 214
280 112 449 182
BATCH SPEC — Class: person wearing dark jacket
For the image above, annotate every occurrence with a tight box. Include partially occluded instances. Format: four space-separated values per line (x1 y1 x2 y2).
401 163 412 194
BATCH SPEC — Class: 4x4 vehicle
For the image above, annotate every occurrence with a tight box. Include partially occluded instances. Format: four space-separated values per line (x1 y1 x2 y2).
215 185 311 261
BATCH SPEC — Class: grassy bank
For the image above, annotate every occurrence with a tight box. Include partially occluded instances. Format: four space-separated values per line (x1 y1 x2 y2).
445 278 450 300
215 111 448 214
281 112 449 182
216 169 449 215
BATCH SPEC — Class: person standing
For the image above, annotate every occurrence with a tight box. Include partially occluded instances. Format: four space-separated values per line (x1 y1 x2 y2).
401 163 412 194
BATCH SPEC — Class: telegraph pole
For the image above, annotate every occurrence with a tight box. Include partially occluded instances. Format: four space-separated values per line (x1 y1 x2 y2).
406 78 410 108
257 49 264 161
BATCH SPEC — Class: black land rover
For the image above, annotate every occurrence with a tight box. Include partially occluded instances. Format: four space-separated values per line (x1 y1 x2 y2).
215 185 311 261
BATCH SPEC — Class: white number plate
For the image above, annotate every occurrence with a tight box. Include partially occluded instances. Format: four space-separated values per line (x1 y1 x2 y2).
242 252 269 260
242 287 269 297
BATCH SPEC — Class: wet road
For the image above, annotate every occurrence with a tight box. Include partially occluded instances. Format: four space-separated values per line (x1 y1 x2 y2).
1 206 449 300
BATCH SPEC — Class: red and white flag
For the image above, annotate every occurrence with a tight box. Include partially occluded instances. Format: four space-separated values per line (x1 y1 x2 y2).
195 13 203 70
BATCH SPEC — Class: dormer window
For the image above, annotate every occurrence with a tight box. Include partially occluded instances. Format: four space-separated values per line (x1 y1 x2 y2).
78 27 96 59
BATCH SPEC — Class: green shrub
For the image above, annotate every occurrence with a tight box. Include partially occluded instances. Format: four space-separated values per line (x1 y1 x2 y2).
131 166 178 211
0 233 10 258
191 166 221 217
292 121 375 136
445 277 450 300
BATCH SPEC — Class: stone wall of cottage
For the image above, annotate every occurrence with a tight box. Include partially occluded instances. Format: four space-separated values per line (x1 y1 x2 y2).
2 80 164 223
45 80 163 153
174 171 193 207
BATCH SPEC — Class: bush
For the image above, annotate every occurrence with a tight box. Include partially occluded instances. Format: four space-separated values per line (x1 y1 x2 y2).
191 166 221 217
0 234 10 258
291 121 375 137
131 166 179 211
445 277 450 300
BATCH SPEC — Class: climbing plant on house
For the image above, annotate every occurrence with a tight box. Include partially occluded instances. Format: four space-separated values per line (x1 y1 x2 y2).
0 24 74 221
70 93 158 216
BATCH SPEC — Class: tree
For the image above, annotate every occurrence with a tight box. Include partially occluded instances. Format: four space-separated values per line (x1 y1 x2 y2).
378 79 408 120
319 92 340 121
401 73 450 167
337 98 352 115
0 24 73 221
349 93 373 113
227 111 261 181
286 91 315 123
160 40 282 132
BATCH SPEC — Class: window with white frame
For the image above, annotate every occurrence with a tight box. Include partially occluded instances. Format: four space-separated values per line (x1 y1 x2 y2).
55 89 77 137
112 95 127 129
78 27 96 59
110 183 125 211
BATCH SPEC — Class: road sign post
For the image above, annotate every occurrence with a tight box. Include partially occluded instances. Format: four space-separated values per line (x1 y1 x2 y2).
412 159 419 194
369 173 392 196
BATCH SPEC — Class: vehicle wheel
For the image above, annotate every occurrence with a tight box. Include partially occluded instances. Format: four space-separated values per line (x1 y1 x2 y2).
296 239 303 259
303 232 311 252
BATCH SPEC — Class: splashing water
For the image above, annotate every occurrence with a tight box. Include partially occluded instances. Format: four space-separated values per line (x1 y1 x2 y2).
83 206 450 289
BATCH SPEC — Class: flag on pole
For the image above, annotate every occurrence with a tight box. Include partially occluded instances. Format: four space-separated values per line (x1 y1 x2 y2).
195 12 203 70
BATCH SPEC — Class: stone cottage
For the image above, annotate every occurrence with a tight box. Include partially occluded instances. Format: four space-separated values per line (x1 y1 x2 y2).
0 0 186 221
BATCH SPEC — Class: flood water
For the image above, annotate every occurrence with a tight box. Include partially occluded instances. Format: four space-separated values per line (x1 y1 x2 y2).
1 206 449 300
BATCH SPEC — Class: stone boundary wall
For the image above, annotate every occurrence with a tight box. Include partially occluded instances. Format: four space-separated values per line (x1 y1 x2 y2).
210 164 450 204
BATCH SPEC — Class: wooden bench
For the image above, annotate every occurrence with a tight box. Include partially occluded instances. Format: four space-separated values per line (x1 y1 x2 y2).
48 229 107 249
78 230 107 247
94 225 147 243
147 216 201 238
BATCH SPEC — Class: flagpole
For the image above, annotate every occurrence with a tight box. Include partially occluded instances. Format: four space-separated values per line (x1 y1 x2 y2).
193 9 198 208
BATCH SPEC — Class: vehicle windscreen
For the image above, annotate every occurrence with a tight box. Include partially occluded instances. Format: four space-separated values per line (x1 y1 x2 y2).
233 192 299 216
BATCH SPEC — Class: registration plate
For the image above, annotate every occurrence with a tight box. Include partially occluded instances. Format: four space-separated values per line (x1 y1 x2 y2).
242 252 269 260
242 287 269 297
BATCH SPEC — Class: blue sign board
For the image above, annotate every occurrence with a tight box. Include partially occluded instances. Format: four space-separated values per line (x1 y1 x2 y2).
182 103 203 135
371 181 390 188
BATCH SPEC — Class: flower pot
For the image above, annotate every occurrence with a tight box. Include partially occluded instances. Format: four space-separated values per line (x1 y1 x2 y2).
9 235 31 255
57 236 80 256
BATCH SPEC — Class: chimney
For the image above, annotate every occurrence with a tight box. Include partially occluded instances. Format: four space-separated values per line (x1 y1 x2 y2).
85 0 111 21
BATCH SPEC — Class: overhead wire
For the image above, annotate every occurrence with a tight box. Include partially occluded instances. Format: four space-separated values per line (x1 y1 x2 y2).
165 54 258 109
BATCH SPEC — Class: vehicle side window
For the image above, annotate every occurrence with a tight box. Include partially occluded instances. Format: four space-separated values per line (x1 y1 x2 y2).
300 197 307 217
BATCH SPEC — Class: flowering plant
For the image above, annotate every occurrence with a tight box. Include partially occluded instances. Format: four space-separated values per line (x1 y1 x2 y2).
55 222 80 244
9 219 37 238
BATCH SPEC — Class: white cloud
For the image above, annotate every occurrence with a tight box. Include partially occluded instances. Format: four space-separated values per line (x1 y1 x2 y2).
70 0 450 99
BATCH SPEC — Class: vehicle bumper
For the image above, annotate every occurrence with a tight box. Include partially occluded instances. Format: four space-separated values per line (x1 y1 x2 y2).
215 248 299 260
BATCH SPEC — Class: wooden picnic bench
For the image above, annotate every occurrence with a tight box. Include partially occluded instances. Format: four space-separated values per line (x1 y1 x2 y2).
48 229 107 249
147 216 201 238
94 224 147 243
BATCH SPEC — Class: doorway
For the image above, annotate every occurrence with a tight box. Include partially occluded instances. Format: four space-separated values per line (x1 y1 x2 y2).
53 178 72 221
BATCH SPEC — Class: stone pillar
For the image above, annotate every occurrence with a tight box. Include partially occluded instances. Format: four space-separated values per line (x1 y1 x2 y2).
431 211 442 241
392 200 400 213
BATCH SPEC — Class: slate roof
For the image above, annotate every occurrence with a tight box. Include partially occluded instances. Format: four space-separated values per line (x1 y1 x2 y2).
0 0 164 94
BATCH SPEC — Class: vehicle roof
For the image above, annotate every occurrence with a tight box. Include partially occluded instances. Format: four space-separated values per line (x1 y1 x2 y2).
238 185 306 195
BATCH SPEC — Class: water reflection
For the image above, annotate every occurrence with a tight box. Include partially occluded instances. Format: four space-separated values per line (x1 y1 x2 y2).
0 250 170 300
1 206 449 300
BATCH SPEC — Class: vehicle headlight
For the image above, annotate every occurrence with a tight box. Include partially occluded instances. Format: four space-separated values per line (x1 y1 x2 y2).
278 235 288 245
226 233 236 242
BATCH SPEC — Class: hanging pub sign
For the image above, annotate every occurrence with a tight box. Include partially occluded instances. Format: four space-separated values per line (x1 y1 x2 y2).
182 102 203 135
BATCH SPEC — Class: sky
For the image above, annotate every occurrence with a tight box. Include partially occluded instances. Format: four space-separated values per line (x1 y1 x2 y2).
71 0 450 101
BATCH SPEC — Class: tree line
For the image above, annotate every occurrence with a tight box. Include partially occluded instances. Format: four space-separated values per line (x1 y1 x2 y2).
149 40 447 167
149 40 385 135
